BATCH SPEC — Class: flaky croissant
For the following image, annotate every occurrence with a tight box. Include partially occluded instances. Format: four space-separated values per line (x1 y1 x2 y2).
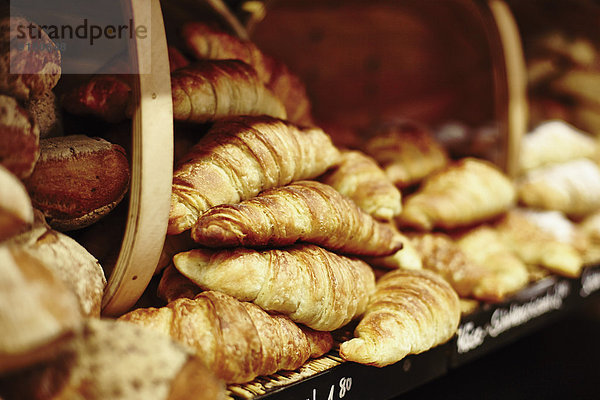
169 116 340 234
171 60 286 123
319 150 402 221
192 180 403 256
456 226 530 302
182 22 314 126
363 120 448 188
119 291 333 384
398 158 516 231
173 244 376 331
339 269 460 367
494 210 583 278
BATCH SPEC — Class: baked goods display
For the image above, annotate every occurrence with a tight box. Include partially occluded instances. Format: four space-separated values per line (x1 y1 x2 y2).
2 6 600 400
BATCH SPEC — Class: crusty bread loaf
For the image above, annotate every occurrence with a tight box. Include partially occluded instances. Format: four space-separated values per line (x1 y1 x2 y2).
0 17 61 100
0 319 226 400
0 165 34 242
23 135 130 231
0 94 40 179
9 210 106 316
0 244 81 374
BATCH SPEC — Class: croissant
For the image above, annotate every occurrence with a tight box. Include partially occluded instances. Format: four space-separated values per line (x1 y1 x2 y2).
517 159 600 218
119 291 333 383
61 75 133 123
169 116 340 234
319 150 402 221
494 210 584 278
408 232 487 298
339 269 460 367
363 120 448 188
171 60 286 123
182 22 314 126
173 244 376 331
361 226 422 270
519 120 598 174
398 158 516 231
157 263 200 303
192 180 403 256
456 226 530 302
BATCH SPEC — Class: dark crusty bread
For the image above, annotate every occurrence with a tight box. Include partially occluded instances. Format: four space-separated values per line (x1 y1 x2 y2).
23 135 130 231
0 94 40 179
0 17 61 100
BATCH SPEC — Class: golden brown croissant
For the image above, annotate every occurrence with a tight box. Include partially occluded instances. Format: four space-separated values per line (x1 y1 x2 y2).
455 226 530 302
398 158 516 231
171 60 286 123
157 263 201 303
517 159 600 218
362 228 422 270
182 22 314 126
61 74 133 123
192 180 403 256
363 120 448 188
494 210 584 278
169 116 340 234
319 150 402 221
173 244 376 331
119 291 333 383
0 318 227 400
408 232 487 298
339 269 460 367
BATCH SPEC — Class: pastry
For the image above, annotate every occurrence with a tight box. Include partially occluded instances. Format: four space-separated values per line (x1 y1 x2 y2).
517 159 600 218
157 263 200 303
0 17 61 100
0 244 81 374
61 74 133 123
0 165 34 242
23 135 130 231
169 116 340 234
398 158 516 231
24 90 62 138
408 232 486 298
171 60 286 123
363 119 448 188
361 227 422 270
192 180 403 256
494 210 584 278
0 319 226 400
182 22 314 125
339 269 460 367
456 226 530 302
173 244 376 331
119 291 333 383
519 120 597 174
0 94 40 179
319 150 402 221
9 210 106 316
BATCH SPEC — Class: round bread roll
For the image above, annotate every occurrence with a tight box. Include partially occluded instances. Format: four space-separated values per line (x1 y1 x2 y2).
24 135 130 231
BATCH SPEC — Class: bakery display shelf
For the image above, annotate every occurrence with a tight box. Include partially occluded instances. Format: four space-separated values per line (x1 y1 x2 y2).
225 264 600 400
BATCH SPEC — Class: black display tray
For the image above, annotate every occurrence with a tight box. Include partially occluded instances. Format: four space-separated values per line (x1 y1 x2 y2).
231 264 600 400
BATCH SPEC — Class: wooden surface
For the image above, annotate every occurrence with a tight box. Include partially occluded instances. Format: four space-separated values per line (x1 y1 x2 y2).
101 0 174 316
